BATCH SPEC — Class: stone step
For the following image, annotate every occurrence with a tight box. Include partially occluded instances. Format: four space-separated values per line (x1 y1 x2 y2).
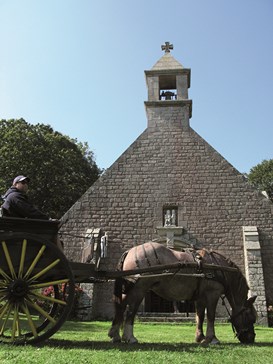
137 312 195 323
137 312 228 323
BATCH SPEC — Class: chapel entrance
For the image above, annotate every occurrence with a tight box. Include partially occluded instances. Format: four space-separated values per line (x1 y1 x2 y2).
144 291 195 313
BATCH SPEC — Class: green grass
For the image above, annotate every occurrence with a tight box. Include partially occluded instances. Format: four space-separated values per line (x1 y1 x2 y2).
0 321 272 364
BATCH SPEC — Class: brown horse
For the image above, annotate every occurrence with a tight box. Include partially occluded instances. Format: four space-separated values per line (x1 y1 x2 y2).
108 242 257 345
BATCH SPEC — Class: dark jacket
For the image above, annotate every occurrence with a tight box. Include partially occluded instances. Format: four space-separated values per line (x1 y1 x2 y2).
1 187 49 220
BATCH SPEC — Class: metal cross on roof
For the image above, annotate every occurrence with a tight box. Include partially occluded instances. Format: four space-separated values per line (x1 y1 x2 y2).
161 41 173 53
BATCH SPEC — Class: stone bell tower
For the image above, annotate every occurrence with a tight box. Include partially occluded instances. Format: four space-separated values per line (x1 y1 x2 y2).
144 42 194 250
144 41 192 129
62 42 273 321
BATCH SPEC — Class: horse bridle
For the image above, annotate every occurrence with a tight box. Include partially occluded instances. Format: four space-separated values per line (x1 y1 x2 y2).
221 295 254 339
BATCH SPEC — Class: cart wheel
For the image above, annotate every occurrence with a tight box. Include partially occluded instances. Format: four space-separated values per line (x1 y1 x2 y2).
0 232 75 344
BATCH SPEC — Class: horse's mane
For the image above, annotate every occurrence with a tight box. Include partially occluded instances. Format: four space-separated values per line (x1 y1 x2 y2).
200 249 250 297
205 249 240 270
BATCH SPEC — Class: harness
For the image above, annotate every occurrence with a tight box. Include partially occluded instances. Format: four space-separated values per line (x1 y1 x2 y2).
220 295 254 339
134 242 161 268
122 244 254 341
193 251 254 339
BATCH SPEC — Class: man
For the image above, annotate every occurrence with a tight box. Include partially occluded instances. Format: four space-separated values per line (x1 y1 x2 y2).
1 175 49 219
1 175 64 250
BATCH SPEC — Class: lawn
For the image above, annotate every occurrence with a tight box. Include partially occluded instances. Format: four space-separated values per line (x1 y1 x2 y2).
0 321 272 364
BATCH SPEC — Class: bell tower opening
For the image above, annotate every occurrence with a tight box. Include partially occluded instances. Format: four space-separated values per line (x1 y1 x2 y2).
159 75 177 100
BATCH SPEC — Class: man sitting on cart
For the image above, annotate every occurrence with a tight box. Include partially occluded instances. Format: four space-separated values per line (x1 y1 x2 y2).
1 175 49 219
1 175 63 250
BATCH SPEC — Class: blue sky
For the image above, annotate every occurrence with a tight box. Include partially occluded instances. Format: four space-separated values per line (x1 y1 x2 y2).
0 0 272 174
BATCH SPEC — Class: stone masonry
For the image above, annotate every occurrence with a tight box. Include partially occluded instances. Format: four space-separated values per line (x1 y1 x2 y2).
61 45 273 322
243 226 268 324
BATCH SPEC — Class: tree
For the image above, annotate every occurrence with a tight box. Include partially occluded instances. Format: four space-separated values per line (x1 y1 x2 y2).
0 119 101 218
248 159 273 202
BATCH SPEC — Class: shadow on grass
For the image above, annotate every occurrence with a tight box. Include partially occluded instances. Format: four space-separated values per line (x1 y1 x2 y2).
58 322 108 333
39 339 273 351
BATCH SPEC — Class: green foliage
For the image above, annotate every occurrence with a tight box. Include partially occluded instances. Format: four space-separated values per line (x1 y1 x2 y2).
0 118 101 218
248 159 273 201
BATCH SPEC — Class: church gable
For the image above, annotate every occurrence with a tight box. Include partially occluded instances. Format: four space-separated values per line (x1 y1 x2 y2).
63 121 271 266
61 43 273 321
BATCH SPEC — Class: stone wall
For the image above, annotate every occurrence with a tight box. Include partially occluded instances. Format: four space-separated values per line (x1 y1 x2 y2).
243 226 268 324
61 124 273 320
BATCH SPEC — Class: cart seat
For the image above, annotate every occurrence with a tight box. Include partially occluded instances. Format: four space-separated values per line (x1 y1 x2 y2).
0 216 60 241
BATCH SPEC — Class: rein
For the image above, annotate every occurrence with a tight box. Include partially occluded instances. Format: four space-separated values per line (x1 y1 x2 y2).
59 231 87 239
220 295 239 337
220 295 251 339
221 295 232 318
207 251 250 336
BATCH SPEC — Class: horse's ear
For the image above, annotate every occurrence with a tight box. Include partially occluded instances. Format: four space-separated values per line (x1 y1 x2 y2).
245 295 257 307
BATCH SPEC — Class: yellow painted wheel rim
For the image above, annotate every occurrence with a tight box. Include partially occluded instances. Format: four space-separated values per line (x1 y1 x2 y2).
0 234 74 344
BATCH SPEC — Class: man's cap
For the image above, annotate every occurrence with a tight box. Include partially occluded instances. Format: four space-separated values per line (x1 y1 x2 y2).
13 175 30 185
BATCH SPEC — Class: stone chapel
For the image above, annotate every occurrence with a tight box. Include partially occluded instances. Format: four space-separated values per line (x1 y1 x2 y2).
61 42 273 324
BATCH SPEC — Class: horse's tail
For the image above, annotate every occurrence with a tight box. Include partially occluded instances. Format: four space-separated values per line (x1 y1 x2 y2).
113 277 123 305
112 250 129 304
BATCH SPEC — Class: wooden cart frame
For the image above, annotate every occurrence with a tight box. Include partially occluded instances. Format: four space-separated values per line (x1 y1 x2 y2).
0 217 237 345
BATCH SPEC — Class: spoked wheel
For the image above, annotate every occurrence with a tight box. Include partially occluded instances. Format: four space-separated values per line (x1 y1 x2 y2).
0 232 75 344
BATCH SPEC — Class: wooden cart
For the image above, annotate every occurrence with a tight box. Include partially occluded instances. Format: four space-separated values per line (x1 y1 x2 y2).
0 216 237 345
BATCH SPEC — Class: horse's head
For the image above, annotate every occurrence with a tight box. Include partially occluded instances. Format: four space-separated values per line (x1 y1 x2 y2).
230 295 257 344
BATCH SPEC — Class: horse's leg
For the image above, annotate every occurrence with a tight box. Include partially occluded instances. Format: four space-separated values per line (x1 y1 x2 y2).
195 300 206 343
121 283 147 344
108 278 126 343
202 296 220 345
108 299 125 343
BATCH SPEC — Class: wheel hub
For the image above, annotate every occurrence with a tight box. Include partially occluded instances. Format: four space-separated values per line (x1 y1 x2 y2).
8 279 29 299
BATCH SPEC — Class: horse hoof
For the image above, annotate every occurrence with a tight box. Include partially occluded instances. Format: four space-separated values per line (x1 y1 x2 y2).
196 335 205 343
201 338 220 345
111 338 122 343
128 338 138 344
108 329 121 343
122 336 138 344
210 338 220 345
127 339 138 345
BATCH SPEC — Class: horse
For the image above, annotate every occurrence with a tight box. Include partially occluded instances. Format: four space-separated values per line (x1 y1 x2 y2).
108 242 257 345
